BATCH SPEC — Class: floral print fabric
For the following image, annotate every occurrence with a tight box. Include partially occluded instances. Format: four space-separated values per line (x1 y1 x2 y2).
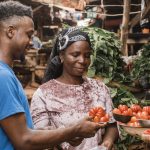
30 77 115 150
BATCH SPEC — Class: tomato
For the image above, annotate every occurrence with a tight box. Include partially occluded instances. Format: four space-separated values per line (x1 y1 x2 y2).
93 116 100 123
89 109 96 117
130 104 142 113
105 114 109 120
96 112 105 118
130 116 137 123
144 129 150 134
96 108 105 117
127 122 134 126
122 110 129 116
127 108 133 116
100 114 109 122
132 112 137 116
136 111 142 119
113 108 121 114
118 104 128 112
132 122 140 127
141 111 149 120
143 106 150 114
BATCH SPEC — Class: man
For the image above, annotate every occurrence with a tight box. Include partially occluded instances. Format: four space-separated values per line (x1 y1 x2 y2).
0 1 104 150
32 30 42 50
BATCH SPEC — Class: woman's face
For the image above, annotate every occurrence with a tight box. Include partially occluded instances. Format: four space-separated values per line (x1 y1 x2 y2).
60 41 92 77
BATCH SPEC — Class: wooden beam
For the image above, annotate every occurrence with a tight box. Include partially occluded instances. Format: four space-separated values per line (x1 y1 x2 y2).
120 0 131 56
129 0 150 28
33 5 43 13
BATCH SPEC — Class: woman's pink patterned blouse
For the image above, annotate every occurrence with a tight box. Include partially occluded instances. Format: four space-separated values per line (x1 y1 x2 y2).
30 77 115 150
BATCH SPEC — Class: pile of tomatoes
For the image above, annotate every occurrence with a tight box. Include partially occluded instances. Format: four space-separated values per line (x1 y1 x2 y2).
113 104 150 127
89 106 109 123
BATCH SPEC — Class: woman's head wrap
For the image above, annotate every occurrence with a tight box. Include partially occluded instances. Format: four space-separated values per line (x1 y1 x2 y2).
51 27 91 65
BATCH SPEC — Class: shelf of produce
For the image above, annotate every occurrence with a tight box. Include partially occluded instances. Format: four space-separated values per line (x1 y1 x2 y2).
119 123 150 144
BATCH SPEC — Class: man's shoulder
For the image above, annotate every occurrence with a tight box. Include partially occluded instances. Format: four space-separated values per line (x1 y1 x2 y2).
0 68 12 79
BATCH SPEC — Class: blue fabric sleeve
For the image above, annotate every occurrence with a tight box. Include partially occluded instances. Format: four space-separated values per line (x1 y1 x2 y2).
0 70 25 120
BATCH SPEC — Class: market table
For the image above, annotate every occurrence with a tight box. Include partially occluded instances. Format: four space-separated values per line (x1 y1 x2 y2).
119 123 150 149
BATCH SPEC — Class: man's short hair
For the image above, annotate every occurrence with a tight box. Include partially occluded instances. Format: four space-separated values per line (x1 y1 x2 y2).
0 0 33 22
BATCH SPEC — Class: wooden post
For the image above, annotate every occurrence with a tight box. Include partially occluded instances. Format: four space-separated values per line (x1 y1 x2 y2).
120 0 131 56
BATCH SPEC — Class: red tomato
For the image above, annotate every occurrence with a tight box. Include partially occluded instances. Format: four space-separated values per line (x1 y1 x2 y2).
143 106 150 114
127 122 134 126
96 112 105 118
96 108 105 117
144 129 150 134
130 116 137 123
141 111 149 120
99 114 109 122
122 110 129 116
118 104 128 112
89 109 96 117
132 122 140 127
136 111 142 119
130 104 142 113
113 108 121 114
132 112 137 116
127 108 133 116
93 116 100 123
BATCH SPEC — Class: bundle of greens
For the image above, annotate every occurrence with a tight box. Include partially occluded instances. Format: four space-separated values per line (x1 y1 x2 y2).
82 27 125 81
130 43 150 89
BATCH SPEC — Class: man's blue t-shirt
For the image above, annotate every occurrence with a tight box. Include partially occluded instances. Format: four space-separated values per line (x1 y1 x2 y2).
0 61 33 150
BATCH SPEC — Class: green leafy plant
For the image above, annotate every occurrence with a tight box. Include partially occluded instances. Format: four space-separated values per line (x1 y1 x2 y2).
82 27 125 81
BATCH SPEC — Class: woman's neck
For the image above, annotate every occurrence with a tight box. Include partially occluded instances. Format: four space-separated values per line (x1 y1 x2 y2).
56 74 84 85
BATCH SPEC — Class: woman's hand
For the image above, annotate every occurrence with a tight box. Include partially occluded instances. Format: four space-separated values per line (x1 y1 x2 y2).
68 137 84 147
100 140 114 150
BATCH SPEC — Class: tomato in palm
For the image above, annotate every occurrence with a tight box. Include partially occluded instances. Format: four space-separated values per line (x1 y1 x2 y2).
97 107 105 116
89 109 96 117
93 116 100 123
100 114 109 122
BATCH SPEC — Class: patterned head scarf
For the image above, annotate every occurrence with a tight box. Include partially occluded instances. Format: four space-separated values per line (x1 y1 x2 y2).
51 27 91 65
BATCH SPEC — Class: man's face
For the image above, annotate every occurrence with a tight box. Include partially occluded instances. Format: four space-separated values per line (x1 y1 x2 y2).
11 16 34 61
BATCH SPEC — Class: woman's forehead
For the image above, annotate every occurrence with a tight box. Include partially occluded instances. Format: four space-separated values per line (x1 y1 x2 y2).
65 41 92 52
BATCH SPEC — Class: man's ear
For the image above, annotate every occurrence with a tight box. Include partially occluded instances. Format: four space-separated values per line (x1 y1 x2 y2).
6 26 16 39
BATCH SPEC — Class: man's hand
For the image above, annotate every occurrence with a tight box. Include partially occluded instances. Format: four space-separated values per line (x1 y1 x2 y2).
74 116 107 138
68 137 84 147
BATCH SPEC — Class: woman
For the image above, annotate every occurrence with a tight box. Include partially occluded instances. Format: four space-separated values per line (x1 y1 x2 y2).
30 27 118 150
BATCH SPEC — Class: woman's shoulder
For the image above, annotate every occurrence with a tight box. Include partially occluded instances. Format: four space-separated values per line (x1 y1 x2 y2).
39 79 56 90
85 77 105 86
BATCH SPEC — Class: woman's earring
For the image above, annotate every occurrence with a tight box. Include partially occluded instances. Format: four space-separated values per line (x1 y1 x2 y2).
60 59 64 63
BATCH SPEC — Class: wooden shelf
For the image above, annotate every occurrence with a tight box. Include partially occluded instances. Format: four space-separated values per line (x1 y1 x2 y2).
127 33 150 45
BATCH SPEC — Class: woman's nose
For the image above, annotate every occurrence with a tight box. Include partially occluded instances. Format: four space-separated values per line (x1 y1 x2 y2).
78 56 86 64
